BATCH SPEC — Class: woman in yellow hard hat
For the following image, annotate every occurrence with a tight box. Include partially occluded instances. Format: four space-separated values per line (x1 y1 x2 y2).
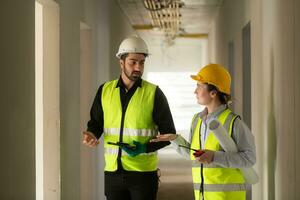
151 64 257 200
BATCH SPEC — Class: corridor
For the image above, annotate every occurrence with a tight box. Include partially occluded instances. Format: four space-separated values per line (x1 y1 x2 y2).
1 0 300 200
157 148 194 200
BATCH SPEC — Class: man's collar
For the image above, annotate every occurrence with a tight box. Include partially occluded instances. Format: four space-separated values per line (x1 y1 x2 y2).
116 76 142 88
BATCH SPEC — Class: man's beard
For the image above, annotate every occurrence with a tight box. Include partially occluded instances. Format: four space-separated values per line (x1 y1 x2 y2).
124 69 142 81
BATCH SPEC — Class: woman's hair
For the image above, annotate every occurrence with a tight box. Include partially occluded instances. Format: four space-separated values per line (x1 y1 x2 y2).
206 83 231 105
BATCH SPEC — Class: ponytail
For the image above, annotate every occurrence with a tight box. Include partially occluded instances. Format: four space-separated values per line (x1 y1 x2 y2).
206 84 231 105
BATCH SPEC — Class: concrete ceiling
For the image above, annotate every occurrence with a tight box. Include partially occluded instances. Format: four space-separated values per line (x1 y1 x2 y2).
117 0 223 43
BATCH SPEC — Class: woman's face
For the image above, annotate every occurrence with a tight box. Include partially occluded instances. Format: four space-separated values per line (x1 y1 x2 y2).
194 83 213 105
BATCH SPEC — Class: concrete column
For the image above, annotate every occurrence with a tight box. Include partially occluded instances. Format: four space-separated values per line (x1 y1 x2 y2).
0 1 35 199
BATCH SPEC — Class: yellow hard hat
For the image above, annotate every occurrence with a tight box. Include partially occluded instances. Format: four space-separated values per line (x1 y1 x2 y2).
191 63 231 94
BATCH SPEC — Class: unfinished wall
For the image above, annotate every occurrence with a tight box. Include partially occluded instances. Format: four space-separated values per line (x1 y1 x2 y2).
209 0 250 120
295 1 300 199
209 0 300 199
0 1 35 199
252 0 300 199
58 1 82 199
55 0 136 199
0 0 134 199
79 0 110 199
108 1 136 79
58 0 134 199
271 0 298 199
249 1 264 199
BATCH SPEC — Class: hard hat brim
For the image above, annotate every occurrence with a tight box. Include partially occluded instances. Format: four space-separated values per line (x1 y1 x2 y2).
191 75 204 82
116 52 150 59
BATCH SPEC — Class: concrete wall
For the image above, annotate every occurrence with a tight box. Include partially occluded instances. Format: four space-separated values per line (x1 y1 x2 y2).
252 0 300 199
58 0 134 199
58 1 82 199
209 0 300 199
0 0 134 199
209 0 250 115
79 0 110 199
0 1 35 199
295 1 300 198
269 0 299 199
108 1 136 79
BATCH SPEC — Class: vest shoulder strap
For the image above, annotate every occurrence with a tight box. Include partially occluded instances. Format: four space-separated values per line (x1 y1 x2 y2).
190 109 240 140
223 111 240 136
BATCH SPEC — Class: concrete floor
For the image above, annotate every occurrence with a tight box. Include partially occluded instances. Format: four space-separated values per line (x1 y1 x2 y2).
157 148 194 200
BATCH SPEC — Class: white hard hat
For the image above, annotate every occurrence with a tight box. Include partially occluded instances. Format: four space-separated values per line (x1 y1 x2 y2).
116 35 149 59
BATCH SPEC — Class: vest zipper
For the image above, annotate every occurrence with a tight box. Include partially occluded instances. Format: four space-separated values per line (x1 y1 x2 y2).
200 163 204 200
200 121 205 200
117 99 127 170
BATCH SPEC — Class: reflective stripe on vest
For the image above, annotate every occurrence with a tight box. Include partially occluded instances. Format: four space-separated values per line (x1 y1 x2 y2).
192 161 219 168
102 79 158 172
104 128 157 137
190 109 245 200
104 147 157 156
194 183 246 192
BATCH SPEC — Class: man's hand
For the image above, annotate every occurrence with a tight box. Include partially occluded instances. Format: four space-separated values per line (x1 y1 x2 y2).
121 141 146 157
150 133 177 142
82 131 99 147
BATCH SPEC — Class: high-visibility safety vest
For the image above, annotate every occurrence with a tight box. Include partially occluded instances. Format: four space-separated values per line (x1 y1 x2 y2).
190 109 246 200
102 79 158 172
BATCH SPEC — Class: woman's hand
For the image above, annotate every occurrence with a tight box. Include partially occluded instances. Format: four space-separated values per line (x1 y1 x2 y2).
195 150 215 164
150 134 178 142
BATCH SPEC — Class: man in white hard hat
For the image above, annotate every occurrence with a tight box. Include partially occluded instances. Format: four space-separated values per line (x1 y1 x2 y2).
82 35 176 200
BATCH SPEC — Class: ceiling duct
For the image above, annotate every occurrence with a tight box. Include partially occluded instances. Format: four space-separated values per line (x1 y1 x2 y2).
142 0 181 45
117 0 223 45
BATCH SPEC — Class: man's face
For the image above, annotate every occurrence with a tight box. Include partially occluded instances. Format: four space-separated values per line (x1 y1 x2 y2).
120 53 145 81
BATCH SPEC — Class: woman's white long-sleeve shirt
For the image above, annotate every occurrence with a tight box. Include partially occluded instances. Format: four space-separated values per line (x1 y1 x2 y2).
171 105 256 168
